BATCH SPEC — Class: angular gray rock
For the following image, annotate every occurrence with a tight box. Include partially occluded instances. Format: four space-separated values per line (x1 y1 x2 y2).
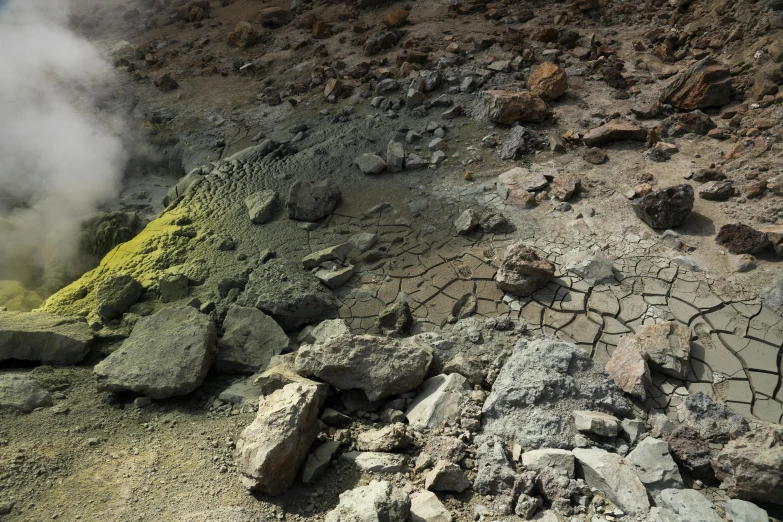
521 449 574 478
386 140 405 173
238 260 337 330
356 423 410 452
626 437 684 493
482 339 631 448
425 460 471 492
633 321 692 379
632 184 694 229
236 383 323 495
410 490 452 522
0 374 52 413
297 319 350 345
301 440 340 484
95 273 142 320
295 333 432 401
0 311 93 365
253 353 329 400
405 373 471 430
680 392 748 442
245 190 279 224
472 435 526 514
216 306 289 374
723 499 769 522
286 180 341 222
563 249 615 285
325 480 410 522
572 448 650 516
495 243 555 297
656 489 722 522
573 410 620 437
354 153 387 175
342 452 406 473
159 273 189 303
93 307 216 399
455 209 480 235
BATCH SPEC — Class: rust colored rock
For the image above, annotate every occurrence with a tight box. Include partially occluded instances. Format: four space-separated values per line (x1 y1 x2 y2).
481 90 550 125
495 243 555 297
312 21 331 39
715 223 770 254
713 426 783 505
583 119 647 146
667 425 714 478
605 337 651 400
383 8 409 27
660 57 732 110
227 22 257 49
528 62 568 101
583 147 606 164
551 174 580 201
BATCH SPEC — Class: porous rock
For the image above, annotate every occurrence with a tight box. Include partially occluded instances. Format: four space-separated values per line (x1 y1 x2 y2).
632 184 694 229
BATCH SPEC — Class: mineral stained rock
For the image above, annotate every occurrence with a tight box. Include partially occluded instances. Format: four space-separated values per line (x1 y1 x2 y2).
660 57 732 110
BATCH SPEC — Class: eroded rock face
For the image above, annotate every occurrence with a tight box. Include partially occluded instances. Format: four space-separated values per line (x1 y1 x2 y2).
238 260 337 330
94 307 215 399
528 62 568 101
481 339 631 449
631 184 694 229
295 333 433 401
216 306 289 374
713 425 783 505
0 311 93 365
236 383 323 495
715 223 770 254
660 57 732 110
480 90 551 124
325 480 410 522
286 180 341 222
495 243 555 297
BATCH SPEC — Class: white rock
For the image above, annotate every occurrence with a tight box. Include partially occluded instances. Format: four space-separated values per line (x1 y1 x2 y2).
521 449 574 478
724 499 769 522
406 374 471 430
656 489 721 522
410 490 452 522
573 410 620 437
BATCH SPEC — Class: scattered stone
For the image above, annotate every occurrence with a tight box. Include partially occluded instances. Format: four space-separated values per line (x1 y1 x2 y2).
583 119 647 146
386 140 406 173
159 273 189 303
342 452 406 473
573 410 620 437
227 22 258 48
237 383 323 495
302 243 352 269
632 322 692 379
482 339 630 448
660 57 732 110
480 90 551 124
0 374 52 413
626 437 684 493
238 260 337 330
455 209 481 235
731 254 756 273
715 223 770 254
217 379 262 405
357 423 409 452
96 274 142 320
348 232 378 253
286 180 341 222
583 147 607 164
473 435 521 513
551 174 580 201
302 440 340 484
498 167 549 192
94 307 215 399
0 311 93 365
325 480 410 522
244 190 279 225
425 460 471 492
528 62 568 101
681 392 748 442
521 449 575 478
405 373 471 430
216 306 288 374
499 126 548 160
631 184 694 229
295 333 432 401
572 448 650 516
495 243 555 297
667 425 714 477
563 248 615 285
698 180 734 201
655 488 722 522
377 300 414 335
410 490 452 522
605 337 651 399
622 419 647 444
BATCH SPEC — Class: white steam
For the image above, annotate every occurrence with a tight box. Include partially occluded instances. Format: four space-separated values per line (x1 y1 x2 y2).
0 0 126 288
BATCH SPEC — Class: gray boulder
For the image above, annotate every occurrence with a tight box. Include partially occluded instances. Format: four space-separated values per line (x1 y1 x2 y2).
0 311 93 365
626 437 684 493
481 339 631 448
655 489 721 522
406 373 471 430
238 260 337 330
0 374 52 413
354 154 387 175
573 410 620 436
216 306 289 374
425 460 471 492
473 435 522 513
95 273 142 319
245 190 279 224
563 249 615 285
93 307 215 399
521 449 574 478
572 448 650 516
681 392 748 442
296 333 432 401
286 180 341 222
325 480 410 522
236 383 323 495
724 499 769 522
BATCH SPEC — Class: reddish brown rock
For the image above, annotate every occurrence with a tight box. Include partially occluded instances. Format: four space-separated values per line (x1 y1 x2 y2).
715 223 770 254
227 22 258 49
551 174 580 201
633 322 692 379
383 8 409 27
605 337 651 400
583 119 647 146
480 90 550 125
660 57 732 110
528 63 568 101
583 147 607 164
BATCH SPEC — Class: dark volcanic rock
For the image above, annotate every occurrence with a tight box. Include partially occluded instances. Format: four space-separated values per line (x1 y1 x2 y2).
286 180 341 222
499 125 548 160
715 223 770 254
632 184 694 229
698 180 734 201
713 425 783 505
668 425 714 478
660 57 732 110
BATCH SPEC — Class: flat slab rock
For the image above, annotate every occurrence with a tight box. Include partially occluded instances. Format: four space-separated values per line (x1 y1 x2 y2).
481 338 630 449
94 307 216 399
0 311 93 365
0 374 52 413
582 119 647 146
295 333 432 401
573 447 650 516
238 260 337 331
